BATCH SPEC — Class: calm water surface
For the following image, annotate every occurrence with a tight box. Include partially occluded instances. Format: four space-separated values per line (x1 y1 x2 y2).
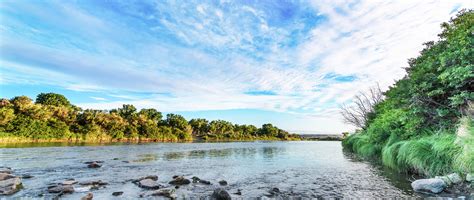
1 141 423 199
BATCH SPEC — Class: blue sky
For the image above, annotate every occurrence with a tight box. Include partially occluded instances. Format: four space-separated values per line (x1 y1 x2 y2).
0 0 471 134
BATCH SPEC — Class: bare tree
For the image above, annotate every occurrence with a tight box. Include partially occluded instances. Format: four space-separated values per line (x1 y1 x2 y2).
340 84 383 129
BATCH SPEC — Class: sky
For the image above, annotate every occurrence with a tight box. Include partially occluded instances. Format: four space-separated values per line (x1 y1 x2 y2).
0 0 472 134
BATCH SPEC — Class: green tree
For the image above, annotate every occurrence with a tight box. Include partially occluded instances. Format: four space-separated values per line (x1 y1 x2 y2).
189 118 209 135
36 93 70 107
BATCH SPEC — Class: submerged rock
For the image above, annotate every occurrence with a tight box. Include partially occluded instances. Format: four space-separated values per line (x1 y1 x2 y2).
218 180 228 186
48 185 74 194
233 189 242 195
84 161 104 164
81 192 93 200
138 178 162 190
112 191 124 196
211 188 231 200
0 173 22 195
411 178 446 194
22 174 34 179
169 176 190 185
87 162 102 168
62 180 78 185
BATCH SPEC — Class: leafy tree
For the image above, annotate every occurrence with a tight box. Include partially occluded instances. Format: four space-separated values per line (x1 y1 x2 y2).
138 108 162 123
165 114 188 130
36 93 70 107
189 118 209 135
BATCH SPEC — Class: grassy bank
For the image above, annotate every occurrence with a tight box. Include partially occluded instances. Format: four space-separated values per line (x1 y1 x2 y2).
342 10 474 177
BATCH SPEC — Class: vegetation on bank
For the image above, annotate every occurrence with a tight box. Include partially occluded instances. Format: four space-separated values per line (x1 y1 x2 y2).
342 10 474 177
0 93 299 143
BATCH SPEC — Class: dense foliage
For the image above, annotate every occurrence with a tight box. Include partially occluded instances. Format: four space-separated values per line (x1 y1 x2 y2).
0 93 299 142
343 10 474 176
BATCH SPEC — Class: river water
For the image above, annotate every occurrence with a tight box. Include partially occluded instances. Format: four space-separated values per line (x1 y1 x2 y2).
0 141 450 199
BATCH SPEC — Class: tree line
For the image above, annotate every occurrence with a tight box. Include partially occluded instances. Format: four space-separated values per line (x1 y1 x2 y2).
0 93 299 142
342 10 473 176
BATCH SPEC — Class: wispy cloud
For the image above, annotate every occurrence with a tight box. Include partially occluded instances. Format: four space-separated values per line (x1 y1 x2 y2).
0 0 472 133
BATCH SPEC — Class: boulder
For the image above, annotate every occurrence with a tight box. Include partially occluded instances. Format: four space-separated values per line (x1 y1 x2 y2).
218 180 228 186
81 192 93 200
467 174 474 182
211 188 231 200
138 179 162 190
411 178 446 194
48 185 74 194
0 175 22 195
169 176 190 185
233 189 242 195
112 191 124 196
191 176 211 184
0 167 12 174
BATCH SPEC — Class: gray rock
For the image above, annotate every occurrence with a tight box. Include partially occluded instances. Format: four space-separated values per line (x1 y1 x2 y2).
466 173 473 182
447 173 463 185
48 185 74 194
0 175 22 195
62 180 78 185
138 179 162 190
132 175 158 183
81 192 93 200
79 180 108 186
22 174 33 179
411 178 446 194
112 191 123 196
0 173 15 181
169 176 191 185
150 188 177 199
84 161 104 164
211 188 231 200
0 167 12 174
218 180 228 186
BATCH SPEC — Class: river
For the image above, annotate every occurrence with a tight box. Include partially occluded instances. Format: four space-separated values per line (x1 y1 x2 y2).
0 141 448 199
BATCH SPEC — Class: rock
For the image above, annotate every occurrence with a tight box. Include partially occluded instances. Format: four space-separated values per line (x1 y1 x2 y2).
0 167 12 174
218 180 228 186
169 176 191 185
22 174 34 179
271 187 280 193
192 176 200 183
447 173 463 185
79 180 108 186
112 191 124 196
411 178 446 194
48 185 74 194
0 175 22 195
84 161 104 164
211 188 231 200
0 173 15 181
466 173 473 182
132 175 158 183
62 180 78 185
191 176 211 184
150 188 177 199
87 162 102 168
122 161 130 163
138 179 162 190
113 158 119 160
81 192 93 200
233 189 242 195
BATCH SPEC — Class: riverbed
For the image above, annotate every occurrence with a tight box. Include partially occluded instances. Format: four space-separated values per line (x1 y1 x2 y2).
0 141 460 198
